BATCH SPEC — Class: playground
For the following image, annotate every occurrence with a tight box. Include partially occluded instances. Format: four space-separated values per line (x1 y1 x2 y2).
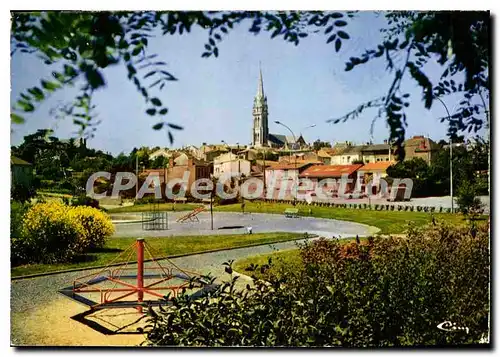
11 205 381 346
111 209 379 238
11 236 331 346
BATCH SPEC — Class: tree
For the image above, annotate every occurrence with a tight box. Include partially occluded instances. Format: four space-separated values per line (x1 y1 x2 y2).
111 152 134 172
151 155 169 169
312 140 331 151
456 181 484 216
11 11 489 154
386 158 431 197
12 128 116 194
256 151 279 161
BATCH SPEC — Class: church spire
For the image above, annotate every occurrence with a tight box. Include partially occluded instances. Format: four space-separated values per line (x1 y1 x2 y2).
252 63 269 147
257 62 264 98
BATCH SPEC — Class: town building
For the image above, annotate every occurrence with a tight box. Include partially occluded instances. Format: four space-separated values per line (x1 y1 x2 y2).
167 153 212 189
317 148 335 165
330 144 366 165
140 153 212 198
359 161 395 189
264 162 319 199
11 156 33 189
213 152 251 178
199 144 230 162
403 135 439 164
361 143 393 163
149 148 172 161
299 164 363 197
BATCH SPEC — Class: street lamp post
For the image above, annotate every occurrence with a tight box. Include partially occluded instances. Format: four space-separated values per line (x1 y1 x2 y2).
434 97 454 212
275 121 298 203
300 124 316 148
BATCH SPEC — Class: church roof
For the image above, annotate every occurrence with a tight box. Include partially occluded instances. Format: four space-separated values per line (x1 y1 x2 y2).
268 133 304 145
268 133 286 145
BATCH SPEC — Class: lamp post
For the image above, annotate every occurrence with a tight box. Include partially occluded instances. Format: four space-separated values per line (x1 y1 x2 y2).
275 120 298 203
300 124 316 148
434 97 454 212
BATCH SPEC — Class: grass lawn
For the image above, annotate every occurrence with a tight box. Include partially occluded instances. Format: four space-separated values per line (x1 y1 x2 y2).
215 201 483 234
233 248 302 280
107 202 203 213
35 192 74 203
11 232 304 277
233 237 366 280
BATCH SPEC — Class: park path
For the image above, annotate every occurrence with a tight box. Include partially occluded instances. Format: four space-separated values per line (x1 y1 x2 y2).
112 211 379 238
10 235 331 347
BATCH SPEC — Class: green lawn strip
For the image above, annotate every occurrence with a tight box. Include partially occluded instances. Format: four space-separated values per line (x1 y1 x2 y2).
107 202 202 213
215 202 477 234
233 248 302 280
36 191 74 198
233 237 365 280
11 232 304 278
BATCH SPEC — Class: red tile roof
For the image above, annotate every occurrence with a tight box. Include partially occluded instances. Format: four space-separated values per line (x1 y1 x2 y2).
360 161 395 172
299 164 363 178
266 162 317 171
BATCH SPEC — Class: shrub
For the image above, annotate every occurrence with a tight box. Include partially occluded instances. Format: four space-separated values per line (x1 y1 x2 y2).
72 194 100 208
456 181 484 217
136 196 163 205
20 201 86 264
11 180 36 203
13 201 115 265
11 201 31 266
10 201 29 238
68 206 115 249
213 195 239 206
144 222 489 347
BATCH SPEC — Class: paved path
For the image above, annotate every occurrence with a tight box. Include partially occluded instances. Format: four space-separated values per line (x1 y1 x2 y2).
112 211 379 238
308 195 490 214
11 234 348 346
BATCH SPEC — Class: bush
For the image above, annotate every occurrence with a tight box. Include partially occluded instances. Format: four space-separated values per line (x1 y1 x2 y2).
72 194 100 208
144 222 489 347
11 180 36 203
10 201 29 238
213 195 239 206
20 202 86 264
11 201 31 265
135 195 163 205
456 181 484 216
68 206 115 249
13 201 115 265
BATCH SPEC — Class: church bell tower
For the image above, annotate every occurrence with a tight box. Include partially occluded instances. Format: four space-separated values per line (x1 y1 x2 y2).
252 65 269 147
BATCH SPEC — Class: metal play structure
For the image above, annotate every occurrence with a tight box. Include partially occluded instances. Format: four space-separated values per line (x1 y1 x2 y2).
141 211 168 230
176 206 205 223
141 201 168 231
59 238 217 313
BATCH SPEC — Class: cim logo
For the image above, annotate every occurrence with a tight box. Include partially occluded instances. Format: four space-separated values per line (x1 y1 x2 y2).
437 321 469 334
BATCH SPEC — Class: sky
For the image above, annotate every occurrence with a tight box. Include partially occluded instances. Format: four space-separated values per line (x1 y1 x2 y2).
10 11 484 156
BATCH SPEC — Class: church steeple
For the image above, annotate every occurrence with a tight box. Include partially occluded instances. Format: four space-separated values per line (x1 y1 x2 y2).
252 64 269 147
257 64 264 99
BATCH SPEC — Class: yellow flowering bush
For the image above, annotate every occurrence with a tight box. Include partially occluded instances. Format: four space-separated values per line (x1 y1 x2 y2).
68 206 115 249
16 201 115 264
21 201 85 263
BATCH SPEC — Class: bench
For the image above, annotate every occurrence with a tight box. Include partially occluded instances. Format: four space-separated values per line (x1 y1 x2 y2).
284 208 299 218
